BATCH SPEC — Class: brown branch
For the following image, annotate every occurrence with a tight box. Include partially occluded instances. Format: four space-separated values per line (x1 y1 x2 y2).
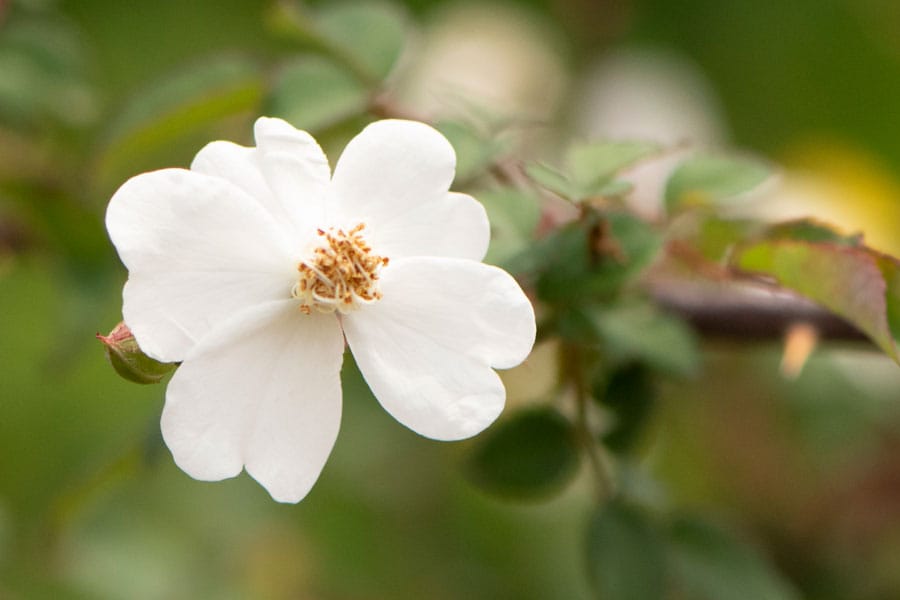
646 276 868 342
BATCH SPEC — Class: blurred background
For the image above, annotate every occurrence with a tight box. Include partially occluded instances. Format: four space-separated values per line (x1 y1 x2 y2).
4 0 900 597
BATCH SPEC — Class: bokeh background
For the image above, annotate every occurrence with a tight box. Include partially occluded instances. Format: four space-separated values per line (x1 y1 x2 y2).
4 0 900 597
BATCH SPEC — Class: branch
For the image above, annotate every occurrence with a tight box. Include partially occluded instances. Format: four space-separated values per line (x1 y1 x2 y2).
646 276 867 342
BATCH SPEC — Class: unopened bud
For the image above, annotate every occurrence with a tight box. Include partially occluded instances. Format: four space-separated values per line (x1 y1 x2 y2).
97 322 176 384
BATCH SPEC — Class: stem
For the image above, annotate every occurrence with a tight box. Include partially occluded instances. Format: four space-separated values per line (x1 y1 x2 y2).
563 342 615 502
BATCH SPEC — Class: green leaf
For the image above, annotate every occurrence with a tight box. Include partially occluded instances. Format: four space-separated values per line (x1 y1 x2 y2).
733 240 899 361
465 406 579 500
528 212 663 306
526 162 578 200
667 516 800 600
476 187 540 267
594 363 657 452
267 56 368 132
435 120 506 182
529 141 659 202
689 216 761 263
665 155 770 212
567 141 659 190
586 499 666 600
0 17 96 128
589 303 701 377
316 1 407 83
98 56 264 184
762 218 863 246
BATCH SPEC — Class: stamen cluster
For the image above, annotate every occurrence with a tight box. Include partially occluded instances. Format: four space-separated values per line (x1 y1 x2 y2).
292 223 389 314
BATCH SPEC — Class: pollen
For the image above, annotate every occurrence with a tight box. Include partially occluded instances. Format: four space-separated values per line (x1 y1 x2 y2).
291 223 388 315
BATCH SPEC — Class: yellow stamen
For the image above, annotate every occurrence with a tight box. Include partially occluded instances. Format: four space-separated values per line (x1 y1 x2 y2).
291 223 388 314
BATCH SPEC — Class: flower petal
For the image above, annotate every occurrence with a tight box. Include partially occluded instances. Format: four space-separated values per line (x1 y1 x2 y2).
342 257 536 440
254 117 331 237
161 301 344 504
107 168 296 362
368 191 490 261
331 120 475 258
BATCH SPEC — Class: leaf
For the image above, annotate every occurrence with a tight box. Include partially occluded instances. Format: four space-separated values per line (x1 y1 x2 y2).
528 141 659 202
465 406 579 500
98 56 264 184
316 1 407 83
733 240 899 361
567 141 659 191
594 363 657 452
589 302 701 377
526 162 578 200
762 218 863 246
685 215 761 263
0 17 96 128
586 499 666 600
667 516 800 600
529 212 663 306
476 187 540 267
267 56 368 132
665 155 770 212
435 120 505 182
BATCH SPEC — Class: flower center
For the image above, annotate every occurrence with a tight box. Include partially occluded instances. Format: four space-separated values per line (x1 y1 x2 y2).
291 223 389 315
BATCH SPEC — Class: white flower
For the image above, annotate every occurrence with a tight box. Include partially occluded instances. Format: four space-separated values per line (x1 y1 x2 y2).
106 117 536 503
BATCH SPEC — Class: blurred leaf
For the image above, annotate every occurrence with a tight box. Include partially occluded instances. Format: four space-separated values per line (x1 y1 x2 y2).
529 141 659 202
465 406 579 500
689 216 760 263
268 56 368 132
98 56 264 184
523 212 662 306
665 155 770 212
97 322 176 385
526 162 577 200
586 499 666 600
733 240 899 361
316 1 407 83
589 303 701 377
0 16 96 128
667 516 800 600
435 120 506 182
567 141 659 191
761 218 863 246
594 363 657 452
476 187 540 266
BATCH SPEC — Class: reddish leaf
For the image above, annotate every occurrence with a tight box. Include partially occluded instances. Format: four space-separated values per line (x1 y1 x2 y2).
733 240 898 361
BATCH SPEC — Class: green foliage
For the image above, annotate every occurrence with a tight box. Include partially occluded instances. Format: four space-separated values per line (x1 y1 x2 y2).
435 120 507 182
476 187 541 266
98 56 264 184
762 218 863 245
528 141 659 202
665 155 770 212
314 1 408 84
586 499 666 600
0 16 96 128
465 407 580 500
734 240 900 362
667 516 800 600
514 211 662 307
594 363 657 452
587 302 701 377
268 56 368 131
